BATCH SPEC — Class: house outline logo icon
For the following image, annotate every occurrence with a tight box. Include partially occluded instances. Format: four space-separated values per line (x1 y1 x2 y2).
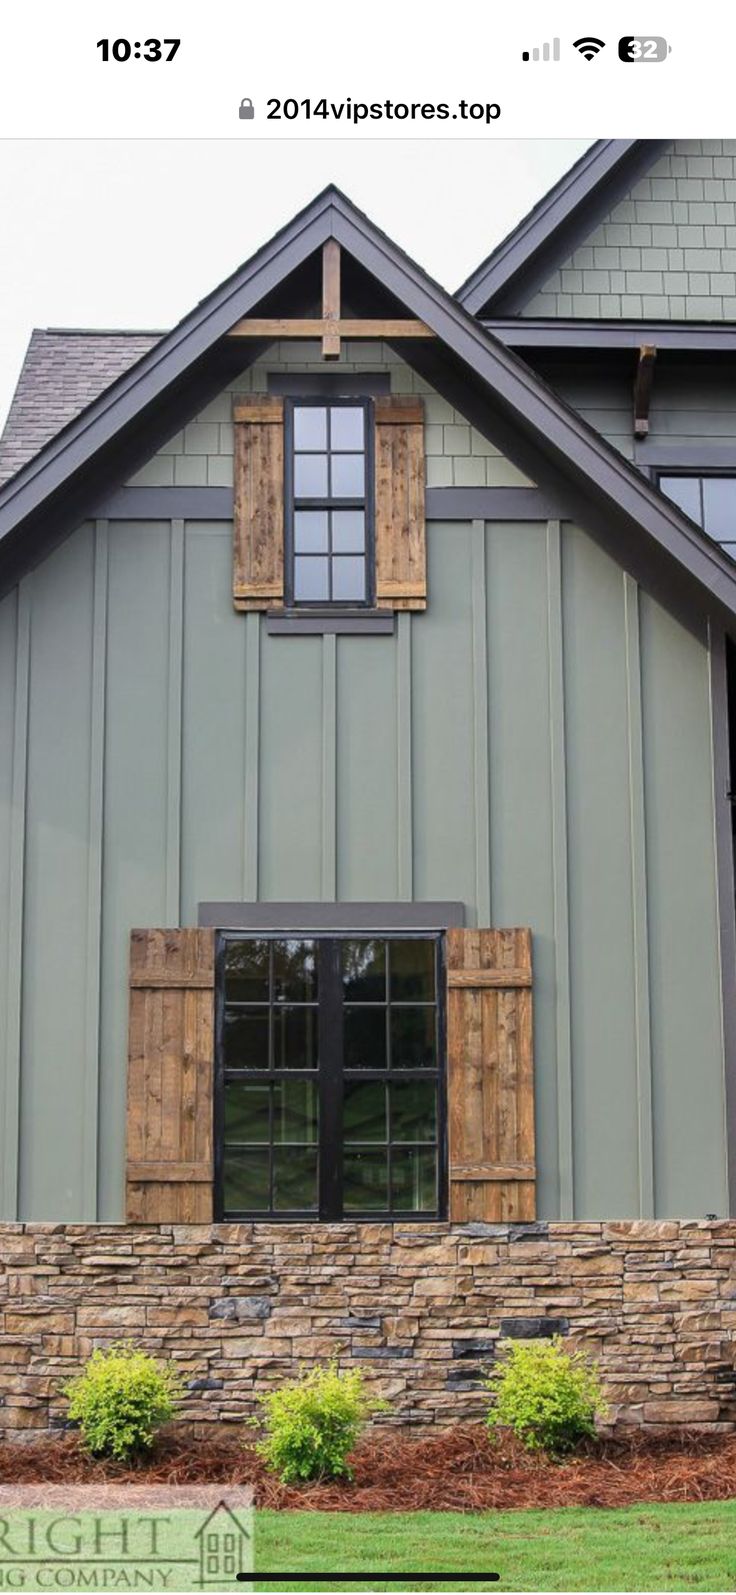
194 1500 252 1589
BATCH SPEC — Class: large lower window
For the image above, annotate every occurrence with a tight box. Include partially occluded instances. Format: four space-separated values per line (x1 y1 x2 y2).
216 933 444 1220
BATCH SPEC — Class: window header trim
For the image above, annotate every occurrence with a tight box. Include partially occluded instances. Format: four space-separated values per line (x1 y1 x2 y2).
199 901 466 931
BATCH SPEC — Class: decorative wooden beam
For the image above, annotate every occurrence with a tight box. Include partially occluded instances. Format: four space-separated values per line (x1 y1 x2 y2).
322 240 341 359
634 344 657 438
227 317 435 340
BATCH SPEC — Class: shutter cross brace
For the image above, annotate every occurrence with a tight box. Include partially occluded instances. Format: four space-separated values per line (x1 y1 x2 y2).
227 241 436 355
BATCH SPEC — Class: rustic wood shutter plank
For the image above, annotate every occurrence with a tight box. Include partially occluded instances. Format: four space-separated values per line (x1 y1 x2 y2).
126 929 215 1222
447 927 535 1221
374 396 426 610
233 395 284 610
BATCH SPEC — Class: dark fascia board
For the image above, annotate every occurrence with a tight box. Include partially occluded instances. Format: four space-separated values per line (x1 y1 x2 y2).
484 318 736 353
457 140 671 316
4 182 736 629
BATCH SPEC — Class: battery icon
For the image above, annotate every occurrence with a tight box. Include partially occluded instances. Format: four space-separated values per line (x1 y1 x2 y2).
618 36 671 61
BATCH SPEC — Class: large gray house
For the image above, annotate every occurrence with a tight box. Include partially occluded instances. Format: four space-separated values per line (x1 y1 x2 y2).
2 137 736 1237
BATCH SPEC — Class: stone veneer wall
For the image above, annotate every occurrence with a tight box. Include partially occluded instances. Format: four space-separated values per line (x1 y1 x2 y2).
0 1221 735 1439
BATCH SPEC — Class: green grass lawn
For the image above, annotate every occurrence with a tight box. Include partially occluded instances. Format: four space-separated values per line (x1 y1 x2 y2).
254 1501 736 1592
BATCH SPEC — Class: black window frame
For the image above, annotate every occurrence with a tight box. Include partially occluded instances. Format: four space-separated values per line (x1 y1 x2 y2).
214 929 447 1223
284 396 375 609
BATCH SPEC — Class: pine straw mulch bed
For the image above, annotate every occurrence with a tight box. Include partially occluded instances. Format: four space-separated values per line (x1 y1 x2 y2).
2 1426 736 1512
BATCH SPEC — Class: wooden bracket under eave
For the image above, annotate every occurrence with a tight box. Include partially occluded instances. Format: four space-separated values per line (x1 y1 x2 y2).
634 344 657 438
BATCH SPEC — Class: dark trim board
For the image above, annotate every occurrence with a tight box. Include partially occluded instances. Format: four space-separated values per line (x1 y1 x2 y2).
93 486 235 520
268 372 391 396
636 443 736 471
88 484 561 523
266 608 395 635
485 319 736 354
425 486 560 520
199 901 467 930
708 626 736 1216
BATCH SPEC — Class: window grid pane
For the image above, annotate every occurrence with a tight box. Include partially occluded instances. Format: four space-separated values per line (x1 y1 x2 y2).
290 401 370 606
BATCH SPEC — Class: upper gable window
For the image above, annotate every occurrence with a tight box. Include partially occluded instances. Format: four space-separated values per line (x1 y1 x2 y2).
232 391 426 618
287 399 372 605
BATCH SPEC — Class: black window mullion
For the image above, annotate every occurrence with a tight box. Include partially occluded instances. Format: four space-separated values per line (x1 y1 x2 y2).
318 938 343 1219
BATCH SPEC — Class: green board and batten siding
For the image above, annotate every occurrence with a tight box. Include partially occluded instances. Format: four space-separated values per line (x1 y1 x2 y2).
0 507 726 1221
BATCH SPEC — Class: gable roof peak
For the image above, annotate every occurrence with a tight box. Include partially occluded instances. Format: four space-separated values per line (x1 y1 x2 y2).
457 139 671 316
1 172 736 633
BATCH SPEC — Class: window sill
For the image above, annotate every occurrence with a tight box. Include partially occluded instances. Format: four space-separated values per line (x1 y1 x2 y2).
266 607 395 636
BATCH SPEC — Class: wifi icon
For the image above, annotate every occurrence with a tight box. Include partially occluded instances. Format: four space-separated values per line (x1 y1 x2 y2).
573 36 606 59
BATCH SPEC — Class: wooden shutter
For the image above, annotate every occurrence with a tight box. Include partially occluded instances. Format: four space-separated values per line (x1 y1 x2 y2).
233 396 284 610
374 396 426 610
447 928 535 1221
126 929 215 1222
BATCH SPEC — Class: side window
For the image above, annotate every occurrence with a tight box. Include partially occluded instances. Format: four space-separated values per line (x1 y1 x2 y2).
217 933 443 1220
660 474 736 553
287 400 372 606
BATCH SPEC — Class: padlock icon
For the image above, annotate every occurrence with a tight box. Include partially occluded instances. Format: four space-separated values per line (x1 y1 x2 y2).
239 98 255 120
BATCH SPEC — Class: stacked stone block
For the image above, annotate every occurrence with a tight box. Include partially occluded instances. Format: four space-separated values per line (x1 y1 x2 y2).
0 1221 734 1439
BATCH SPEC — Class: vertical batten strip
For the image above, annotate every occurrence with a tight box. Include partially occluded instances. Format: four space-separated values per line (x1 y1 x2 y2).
82 521 108 1219
243 611 260 898
708 624 736 1215
2 578 30 1218
546 520 574 1218
471 520 491 925
624 573 655 1217
396 611 413 899
321 631 337 898
165 520 185 924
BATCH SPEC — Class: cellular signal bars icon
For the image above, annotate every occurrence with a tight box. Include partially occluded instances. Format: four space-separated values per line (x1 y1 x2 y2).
522 38 560 61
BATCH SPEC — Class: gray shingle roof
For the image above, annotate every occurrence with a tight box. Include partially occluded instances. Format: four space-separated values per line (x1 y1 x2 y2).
0 328 164 485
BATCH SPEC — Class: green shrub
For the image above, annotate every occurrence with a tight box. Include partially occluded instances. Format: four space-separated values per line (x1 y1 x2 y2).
64 1344 182 1462
253 1363 387 1484
484 1337 607 1456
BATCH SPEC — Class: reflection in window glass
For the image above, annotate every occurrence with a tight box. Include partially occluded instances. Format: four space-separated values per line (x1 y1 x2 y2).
343 1149 388 1211
294 511 329 553
703 478 736 542
330 407 364 450
294 557 330 601
293 406 327 450
294 453 329 498
332 557 366 602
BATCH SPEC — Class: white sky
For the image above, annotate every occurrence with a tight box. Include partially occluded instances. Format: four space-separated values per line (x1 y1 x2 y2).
0 138 591 427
